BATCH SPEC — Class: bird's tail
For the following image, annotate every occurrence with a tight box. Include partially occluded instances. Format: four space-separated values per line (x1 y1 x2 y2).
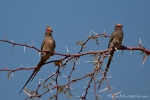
104 50 114 77
97 50 114 89
30 59 45 81
19 59 45 94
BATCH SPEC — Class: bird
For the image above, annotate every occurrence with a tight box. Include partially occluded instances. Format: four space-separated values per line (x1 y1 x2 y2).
104 23 124 77
19 25 56 94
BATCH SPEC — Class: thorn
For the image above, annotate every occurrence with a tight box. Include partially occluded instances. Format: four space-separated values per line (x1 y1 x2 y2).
75 60 78 64
20 64 22 68
99 87 108 92
96 94 102 98
110 86 116 90
141 54 148 67
104 29 105 33
59 54 62 59
130 50 132 55
89 32 91 37
99 76 112 79
103 69 110 76
24 46 26 53
12 72 13 77
85 81 89 84
24 40 27 53
39 52 41 57
70 86 73 89
67 85 73 90
11 40 14 43
66 46 70 54
49 89 54 93
33 39 34 46
4 31 7 40
139 38 142 47
102 62 106 68
82 92 84 96
107 76 113 79
4 62 7 69
115 47 119 51
114 91 122 96
91 30 98 35
66 85 68 88
38 79 44 84
76 69 79 72
85 60 98 63
10 44 14 52
51 79 56 86
121 50 124 55
76 96 81 98
85 61 91 63
62 75 68 78
83 86 86 89
23 89 31 97
78 58 81 66
49 56 52 60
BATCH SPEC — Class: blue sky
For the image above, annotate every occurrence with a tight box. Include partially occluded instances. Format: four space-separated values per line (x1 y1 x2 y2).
0 1 150 100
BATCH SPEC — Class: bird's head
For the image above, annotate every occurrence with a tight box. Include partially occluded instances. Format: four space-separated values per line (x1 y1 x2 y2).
45 25 53 37
115 23 123 30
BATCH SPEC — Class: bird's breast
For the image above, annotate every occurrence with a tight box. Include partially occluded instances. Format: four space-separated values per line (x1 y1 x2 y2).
43 39 55 52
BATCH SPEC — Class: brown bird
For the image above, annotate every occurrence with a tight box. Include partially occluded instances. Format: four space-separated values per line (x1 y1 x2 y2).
104 23 124 77
19 26 56 94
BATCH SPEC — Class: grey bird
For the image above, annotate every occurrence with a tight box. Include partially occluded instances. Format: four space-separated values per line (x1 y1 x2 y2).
104 23 124 77
19 26 56 93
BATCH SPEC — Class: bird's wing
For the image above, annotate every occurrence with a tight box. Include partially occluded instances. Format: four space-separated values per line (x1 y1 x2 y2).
108 32 115 48
41 40 45 56
53 39 56 53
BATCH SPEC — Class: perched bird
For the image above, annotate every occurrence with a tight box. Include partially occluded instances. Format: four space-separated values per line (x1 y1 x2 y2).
19 26 56 94
104 23 124 77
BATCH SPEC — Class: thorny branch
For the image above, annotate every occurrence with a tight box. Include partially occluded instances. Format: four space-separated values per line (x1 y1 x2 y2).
0 32 149 100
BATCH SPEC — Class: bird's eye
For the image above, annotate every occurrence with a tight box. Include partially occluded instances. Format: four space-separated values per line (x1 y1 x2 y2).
117 26 122 27
47 29 53 32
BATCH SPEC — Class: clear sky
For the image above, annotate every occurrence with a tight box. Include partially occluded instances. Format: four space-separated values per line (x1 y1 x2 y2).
0 0 150 100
